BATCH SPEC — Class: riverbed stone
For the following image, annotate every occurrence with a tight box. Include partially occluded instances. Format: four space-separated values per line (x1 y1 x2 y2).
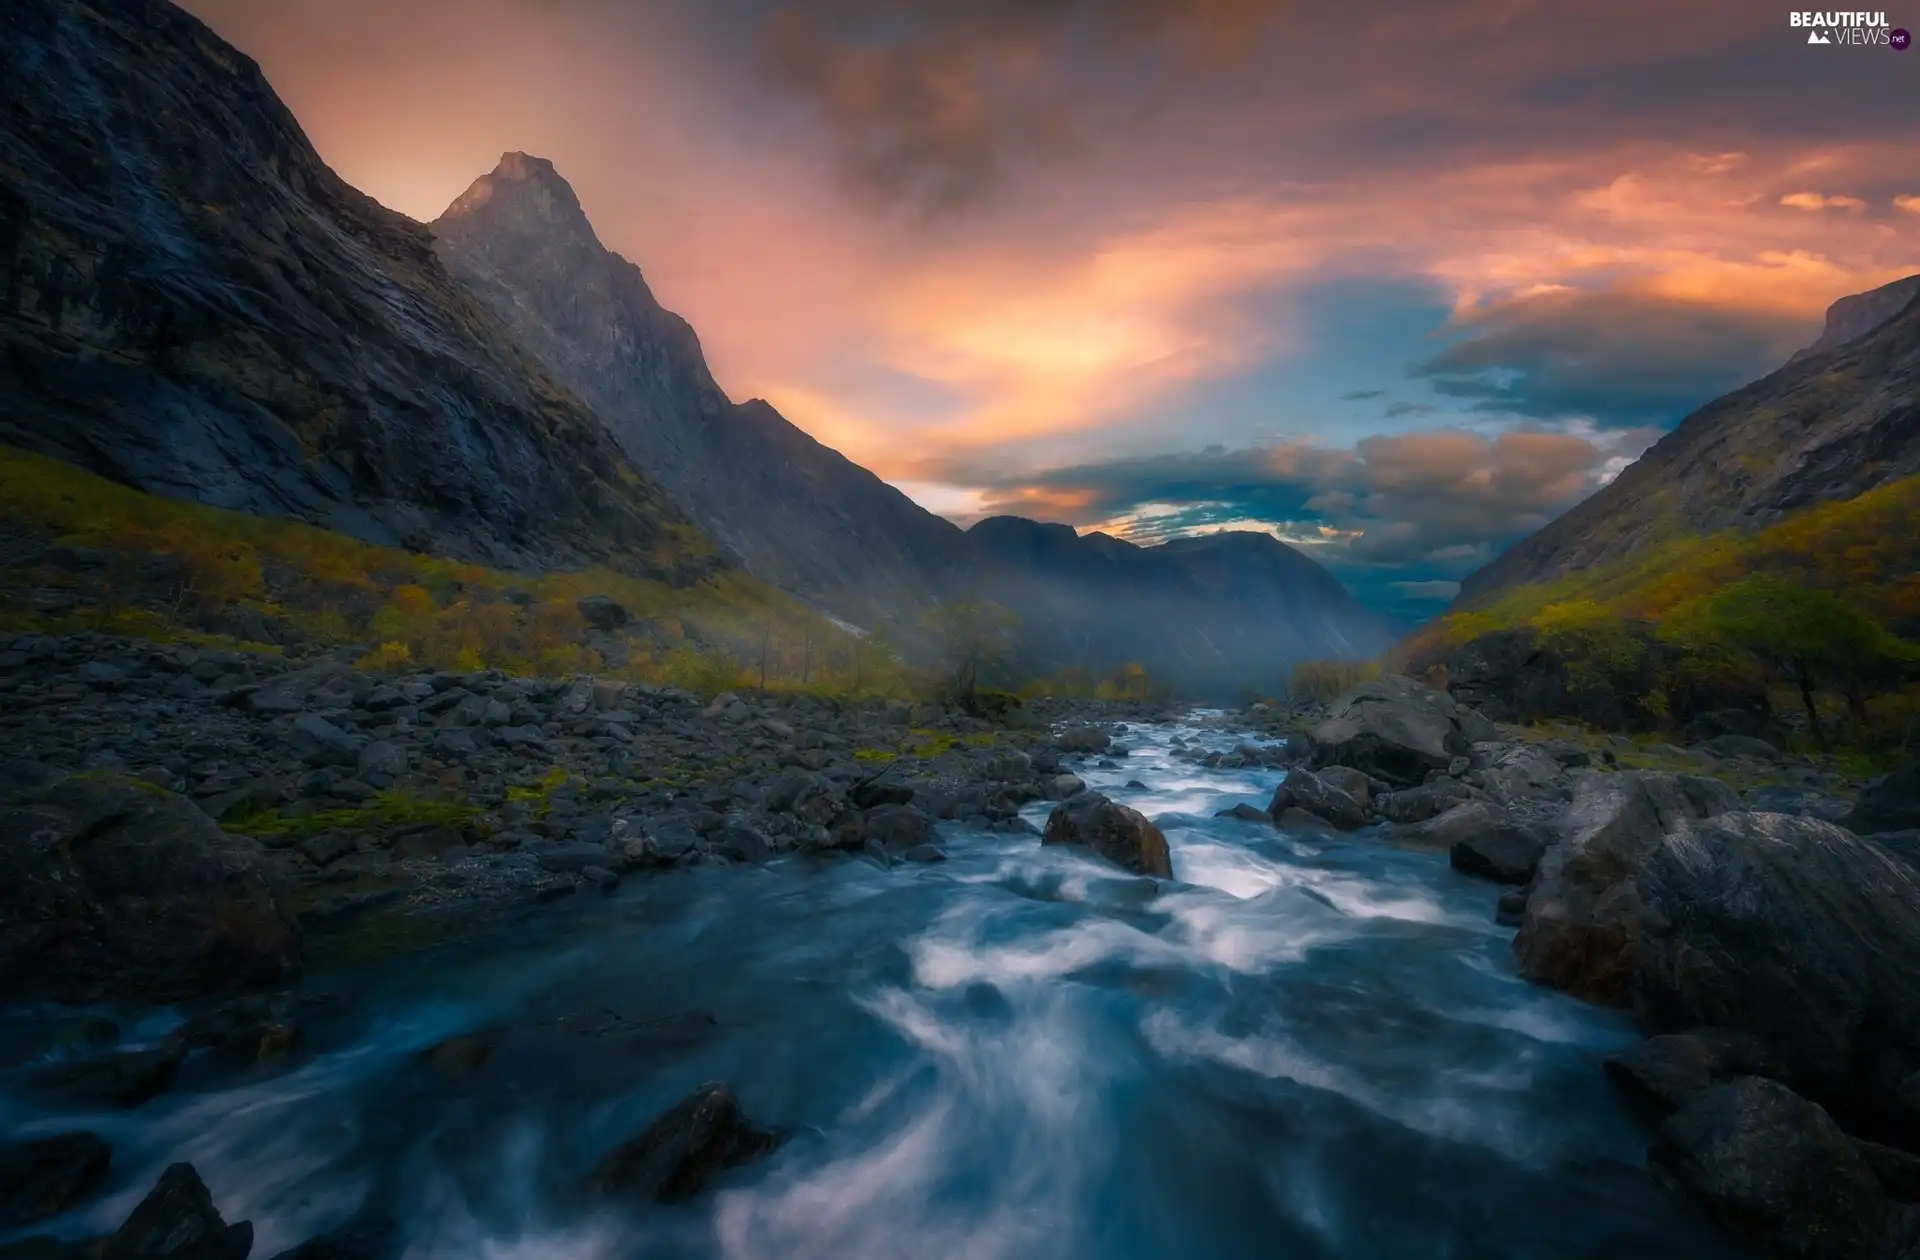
587 1083 785 1203
1651 1077 1890 1260
0 774 301 1003
0 1133 112 1228
1300 675 1485 786
1268 767 1367 832
1042 792 1173 878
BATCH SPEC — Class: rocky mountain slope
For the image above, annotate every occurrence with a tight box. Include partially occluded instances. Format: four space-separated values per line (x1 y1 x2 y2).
0 0 705 578
1457 275 1920 605
969 518 1398 696
432 154 1396 687
430 155 971 630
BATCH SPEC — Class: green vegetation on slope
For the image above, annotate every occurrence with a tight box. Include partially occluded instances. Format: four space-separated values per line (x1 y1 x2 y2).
1394 475 1920 755
0 443 918 697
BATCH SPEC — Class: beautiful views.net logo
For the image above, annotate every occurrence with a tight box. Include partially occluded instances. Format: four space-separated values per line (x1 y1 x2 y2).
1788 10 1907 45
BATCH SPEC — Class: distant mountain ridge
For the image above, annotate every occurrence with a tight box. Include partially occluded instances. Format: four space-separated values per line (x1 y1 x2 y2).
1457 273 1920 605
0 0 704 578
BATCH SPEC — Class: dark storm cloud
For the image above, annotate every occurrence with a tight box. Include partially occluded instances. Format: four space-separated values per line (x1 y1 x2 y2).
1407 288 1813 427
1383 401 1435 418
754 0 1291 209
1340 389 1384 400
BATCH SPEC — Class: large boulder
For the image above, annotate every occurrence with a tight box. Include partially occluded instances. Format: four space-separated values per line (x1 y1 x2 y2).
0 774 302 1003
1650 1077 1891 1260
587 1083 785 1203
1845 762 1920 835
1267 767 1367 832
1041 793 1173 879
1512 771 1737 1005
1301 675 1490 786
1635 811 1920 1144
1374 777 1482 824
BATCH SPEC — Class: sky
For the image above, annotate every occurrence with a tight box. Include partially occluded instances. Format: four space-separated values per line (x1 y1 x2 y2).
181 0 1920 622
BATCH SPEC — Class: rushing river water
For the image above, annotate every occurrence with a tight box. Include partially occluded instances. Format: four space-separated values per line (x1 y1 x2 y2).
0 715 1748 1260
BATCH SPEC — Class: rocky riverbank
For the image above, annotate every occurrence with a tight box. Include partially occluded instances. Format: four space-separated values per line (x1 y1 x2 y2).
6 637 1920 1259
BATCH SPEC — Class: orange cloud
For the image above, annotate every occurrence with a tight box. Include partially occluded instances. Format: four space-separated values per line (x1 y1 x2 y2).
1779 191 1867 211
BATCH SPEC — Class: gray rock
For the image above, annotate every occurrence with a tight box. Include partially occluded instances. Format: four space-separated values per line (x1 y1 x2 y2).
356 740 405 780
1694 733 1787 763
1448 815 1546 884
1512 770 1738 1005
1303 675 1482 786
577 595 630 631
1604 1031 1783 1115
1268 767 1367 831
288 713 366 768
1046 773 1087 801
1846 763 1920 835
0 775 301 1002
1744 785 1853 823
863 804 934 850
1651 1077 1890 1260
102 1162 253 1260
1375 777 1480 824
1042 792 1173 879
1214 803 1271 823
0 1132 112 1228
586 1083 784 1203
1056 726 1111 754
1636 811 1920 1139
901 844 947 864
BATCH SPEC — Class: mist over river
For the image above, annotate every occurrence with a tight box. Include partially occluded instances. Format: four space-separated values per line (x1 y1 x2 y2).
0 714 1747 1260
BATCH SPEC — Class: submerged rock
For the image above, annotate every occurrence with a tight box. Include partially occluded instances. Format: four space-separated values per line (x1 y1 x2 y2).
1651 1077 1890 1260
587 1083 785 1203
0 1132 111 1228
1041 792 1173 879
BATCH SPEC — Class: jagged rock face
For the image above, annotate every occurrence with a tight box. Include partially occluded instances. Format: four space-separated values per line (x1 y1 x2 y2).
1457 275 1920 603
431 154 971 629
0 0 702 576
1787 273 1920 366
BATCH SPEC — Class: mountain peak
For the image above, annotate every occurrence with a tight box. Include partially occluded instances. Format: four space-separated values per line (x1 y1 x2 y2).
436 151 596 243
1786 272 1920 366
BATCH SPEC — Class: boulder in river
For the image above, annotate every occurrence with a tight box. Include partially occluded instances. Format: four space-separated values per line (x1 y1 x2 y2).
0 773 301 1003
587 1083 785 1203
1635 810 1920 1144
1267 767 1367 832
102 1162 253 1260
1512 770 1737 1005
0 1132 111 1228
1650 1077 1891 1260
1300 675 1494 787
1042 792 1174 879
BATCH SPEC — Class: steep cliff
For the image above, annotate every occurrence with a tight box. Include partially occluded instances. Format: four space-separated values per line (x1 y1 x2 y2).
430 155 970 629
0 0 706 577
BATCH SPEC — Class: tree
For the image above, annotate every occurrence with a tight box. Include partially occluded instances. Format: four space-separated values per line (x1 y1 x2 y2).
1662 575 1910 749
923 597 1019 712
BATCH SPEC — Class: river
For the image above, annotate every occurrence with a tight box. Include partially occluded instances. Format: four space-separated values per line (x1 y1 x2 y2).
0 713 1746 1259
